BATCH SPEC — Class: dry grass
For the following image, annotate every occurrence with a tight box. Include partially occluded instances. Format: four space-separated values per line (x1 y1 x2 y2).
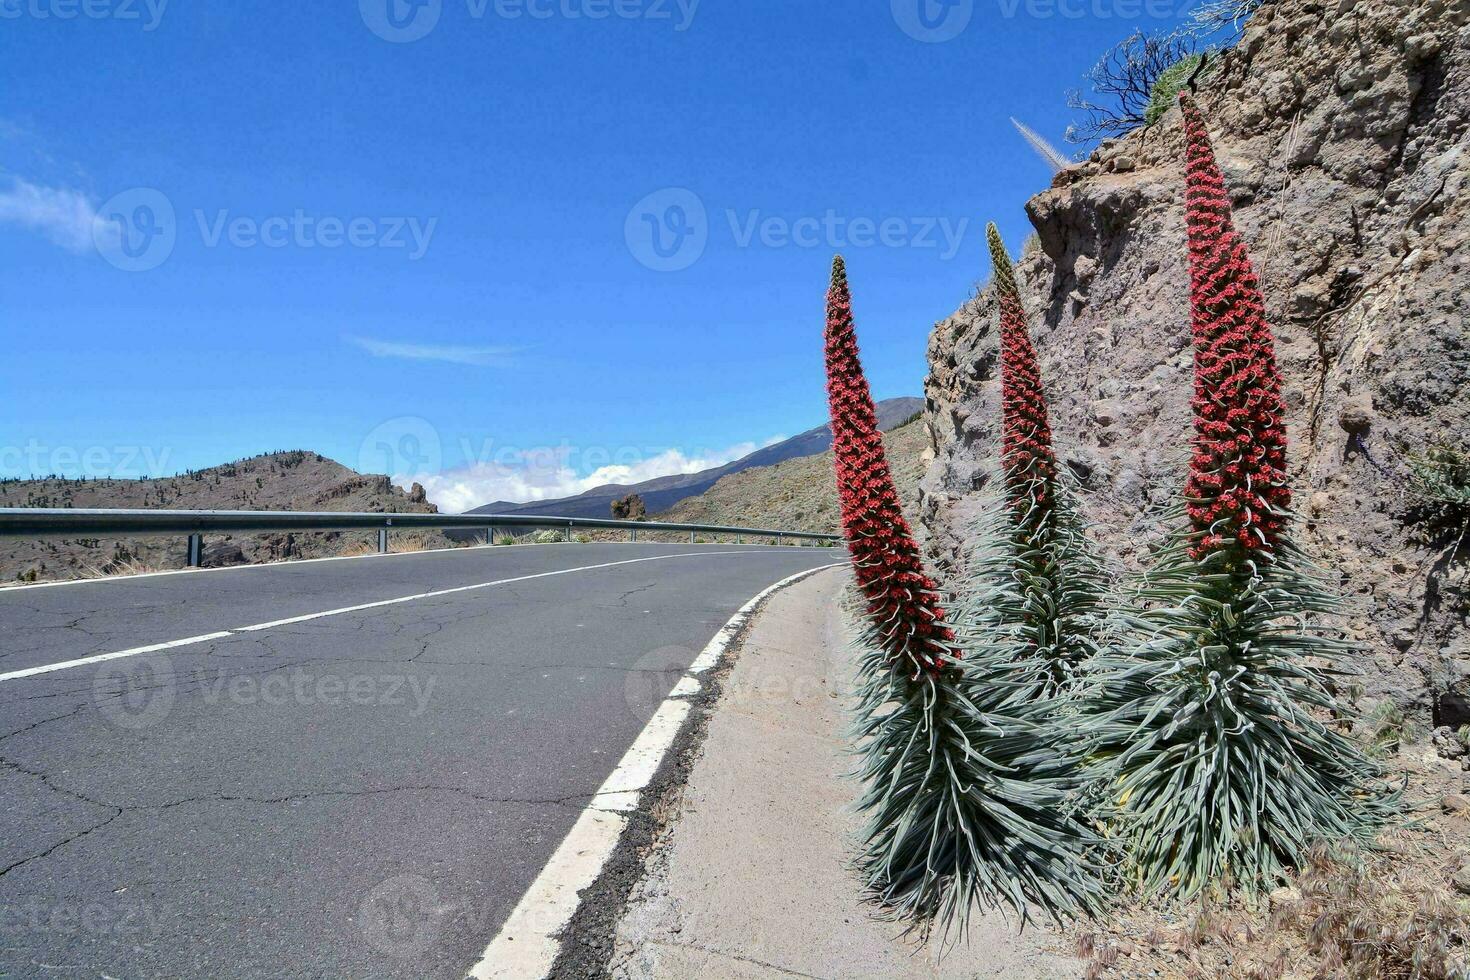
1074 750 1470 979
79 555 167 581
389 533 448 554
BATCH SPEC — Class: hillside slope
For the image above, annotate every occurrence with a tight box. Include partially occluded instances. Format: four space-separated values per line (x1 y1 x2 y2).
468 397 921 520
0 451 446 583
658 419 927 535
920 0 1468 718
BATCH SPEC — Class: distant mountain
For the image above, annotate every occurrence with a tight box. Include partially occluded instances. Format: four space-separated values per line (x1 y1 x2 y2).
658 416 928 535
0 451 445 583
465 397 922 521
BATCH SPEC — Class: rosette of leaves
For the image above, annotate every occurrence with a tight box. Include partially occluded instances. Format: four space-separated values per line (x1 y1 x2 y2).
1079 95 1395 902
824 255 1106 933
950 225 1108 709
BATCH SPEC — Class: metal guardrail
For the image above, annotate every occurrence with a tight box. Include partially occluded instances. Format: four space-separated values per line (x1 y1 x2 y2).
0 508 842 566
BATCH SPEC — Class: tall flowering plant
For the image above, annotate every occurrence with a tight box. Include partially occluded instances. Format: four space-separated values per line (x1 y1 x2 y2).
826 256 1103 931
825 253 955 678
952 226 1107 705
1081 94 1392 901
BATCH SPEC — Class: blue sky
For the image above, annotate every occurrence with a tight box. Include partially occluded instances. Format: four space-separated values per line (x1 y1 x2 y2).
1 0 1196 511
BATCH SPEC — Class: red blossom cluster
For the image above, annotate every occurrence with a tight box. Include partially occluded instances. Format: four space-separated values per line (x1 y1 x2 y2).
825 255 955 677
988 224 1058 523
1180 93 1291 560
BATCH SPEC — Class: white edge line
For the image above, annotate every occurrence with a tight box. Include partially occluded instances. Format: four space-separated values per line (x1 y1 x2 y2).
465 561 846 980
0 552 818 684
0 540 818 595
0 632 237 682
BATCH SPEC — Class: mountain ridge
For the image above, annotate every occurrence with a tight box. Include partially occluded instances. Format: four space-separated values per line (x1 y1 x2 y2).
465 396 921 521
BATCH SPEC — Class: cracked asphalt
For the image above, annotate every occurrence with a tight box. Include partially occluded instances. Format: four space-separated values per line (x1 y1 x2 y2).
0 543 844 979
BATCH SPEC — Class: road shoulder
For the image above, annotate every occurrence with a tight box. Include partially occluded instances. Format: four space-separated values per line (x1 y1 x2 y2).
596 566 1084 979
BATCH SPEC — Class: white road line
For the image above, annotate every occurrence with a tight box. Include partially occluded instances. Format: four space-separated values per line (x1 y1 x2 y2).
0 540 510 593
0 552 819 684
0 633 237 683
466 562 846 980
0 540 800 595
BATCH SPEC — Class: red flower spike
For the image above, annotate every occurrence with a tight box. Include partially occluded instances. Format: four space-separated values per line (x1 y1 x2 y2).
1179 93 1291 561
986 224 1058 530
825 255 955 677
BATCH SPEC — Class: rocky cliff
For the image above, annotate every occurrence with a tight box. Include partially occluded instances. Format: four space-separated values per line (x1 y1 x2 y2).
921 0 1468 719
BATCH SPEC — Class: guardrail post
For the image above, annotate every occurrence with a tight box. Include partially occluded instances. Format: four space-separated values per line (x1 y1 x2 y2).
187 534 203 568
485 527 494 546
377 529 389 554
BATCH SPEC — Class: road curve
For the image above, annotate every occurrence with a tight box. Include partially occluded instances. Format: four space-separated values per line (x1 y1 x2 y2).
0 543 845 979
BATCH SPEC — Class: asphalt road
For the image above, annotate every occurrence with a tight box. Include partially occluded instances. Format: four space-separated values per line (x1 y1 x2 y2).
0 543 844 979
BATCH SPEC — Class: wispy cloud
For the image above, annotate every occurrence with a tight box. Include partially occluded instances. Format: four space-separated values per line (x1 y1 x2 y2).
346 335 521 367
405 439 775 514
0 178 100 253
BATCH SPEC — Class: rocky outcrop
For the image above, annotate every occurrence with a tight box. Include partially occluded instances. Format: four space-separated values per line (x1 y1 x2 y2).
0 451 449 581
921 0 1469 718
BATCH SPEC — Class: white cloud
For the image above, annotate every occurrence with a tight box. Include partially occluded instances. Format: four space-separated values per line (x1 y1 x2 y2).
346 335 520 367
0 178 101 253
405 440 774 514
